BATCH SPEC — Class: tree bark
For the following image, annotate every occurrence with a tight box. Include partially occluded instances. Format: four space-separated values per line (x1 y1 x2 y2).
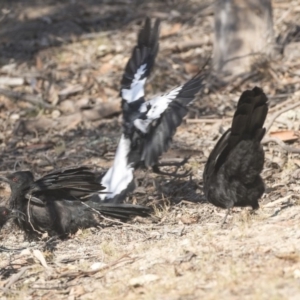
213 0 274 77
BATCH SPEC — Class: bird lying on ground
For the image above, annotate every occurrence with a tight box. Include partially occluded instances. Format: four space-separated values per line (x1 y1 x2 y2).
0 166 150 237
203 87 268 224
100 17 205 203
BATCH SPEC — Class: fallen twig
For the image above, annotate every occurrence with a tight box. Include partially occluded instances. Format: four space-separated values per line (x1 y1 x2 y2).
3 266 31 293
228 71 258 93
0 88 53 109
262 136 300 153
0 246 27 252
268 94 296 113
265 101 300 133
54 254 136 280
186 118 231 124
162 40 208 53
27 196 44 235
0 77 24 87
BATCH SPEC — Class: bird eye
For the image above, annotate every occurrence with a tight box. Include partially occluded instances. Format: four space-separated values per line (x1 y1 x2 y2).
12 177 18 183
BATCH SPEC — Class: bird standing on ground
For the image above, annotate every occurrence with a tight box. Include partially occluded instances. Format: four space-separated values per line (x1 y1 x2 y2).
100 18 205 203
203 87 268 224
0 167 150 237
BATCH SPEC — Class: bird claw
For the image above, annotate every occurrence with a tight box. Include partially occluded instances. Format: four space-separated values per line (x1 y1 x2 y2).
152 156 191 178
156 168 192 178
220 208 231 228
157 156 191 168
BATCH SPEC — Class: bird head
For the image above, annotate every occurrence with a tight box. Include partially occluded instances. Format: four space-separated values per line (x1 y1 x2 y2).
0 206 26 228
0 171 34 191
0 206 11 227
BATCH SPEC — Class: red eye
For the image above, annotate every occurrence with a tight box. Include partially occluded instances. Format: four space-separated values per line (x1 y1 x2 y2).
12 177 18 183
3 210 7 215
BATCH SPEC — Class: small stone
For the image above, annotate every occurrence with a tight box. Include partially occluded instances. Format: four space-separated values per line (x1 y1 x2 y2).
51 110 61 118
129 274 159 287
294 269 300 279
10 113 20 120
90 262 107 271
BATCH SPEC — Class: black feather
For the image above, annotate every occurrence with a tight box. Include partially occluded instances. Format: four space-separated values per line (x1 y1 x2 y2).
121 17 160 92
1 166 150 237
142 73 205 167
102 19 205 204
121 18 160 139
203 87 268 210
31 166 105 201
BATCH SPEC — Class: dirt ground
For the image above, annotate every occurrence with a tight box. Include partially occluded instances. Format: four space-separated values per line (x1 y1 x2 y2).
1 0 300 299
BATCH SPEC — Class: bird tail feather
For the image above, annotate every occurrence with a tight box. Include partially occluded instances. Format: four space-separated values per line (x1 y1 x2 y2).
230 86 268 148
84 202 151 220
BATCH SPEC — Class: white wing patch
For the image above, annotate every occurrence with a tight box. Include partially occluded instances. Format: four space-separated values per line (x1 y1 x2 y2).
99 135 134 200
134 85 183 133
133 118 152 133
121 64 147 103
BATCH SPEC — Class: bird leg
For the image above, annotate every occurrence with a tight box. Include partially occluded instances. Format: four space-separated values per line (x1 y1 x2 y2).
157 156 190 167
152 156 191 178
221 208 231 227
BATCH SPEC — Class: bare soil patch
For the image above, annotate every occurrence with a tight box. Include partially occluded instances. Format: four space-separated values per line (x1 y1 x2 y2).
1 0 300 299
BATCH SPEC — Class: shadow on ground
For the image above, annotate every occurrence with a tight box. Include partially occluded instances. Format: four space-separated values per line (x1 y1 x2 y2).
0 0 212 64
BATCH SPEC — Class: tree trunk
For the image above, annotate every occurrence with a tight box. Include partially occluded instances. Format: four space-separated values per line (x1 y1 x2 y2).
213 0 274 77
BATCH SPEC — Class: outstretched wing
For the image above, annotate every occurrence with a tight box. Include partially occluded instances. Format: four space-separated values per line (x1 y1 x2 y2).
203 129 231 188
98 18 160 204
121 17 160 104
99 134 135 203
121 18 160 136
30 167 105 201
135 73 205 167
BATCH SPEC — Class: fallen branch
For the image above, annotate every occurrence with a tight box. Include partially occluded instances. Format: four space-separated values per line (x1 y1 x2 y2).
0 88 53 109
265 101 300 133
227 71 258 93
3 266 31 293
268 94 295 112
54 254 136 280
0 77 24 87
0 246 27 252
14 102 120 135
162 40 208 53
27 196 44 235
262 136 300 153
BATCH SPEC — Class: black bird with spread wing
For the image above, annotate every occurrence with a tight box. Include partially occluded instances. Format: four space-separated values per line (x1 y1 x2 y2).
203 87 268 224
100 18 205 202
0 167 150 237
